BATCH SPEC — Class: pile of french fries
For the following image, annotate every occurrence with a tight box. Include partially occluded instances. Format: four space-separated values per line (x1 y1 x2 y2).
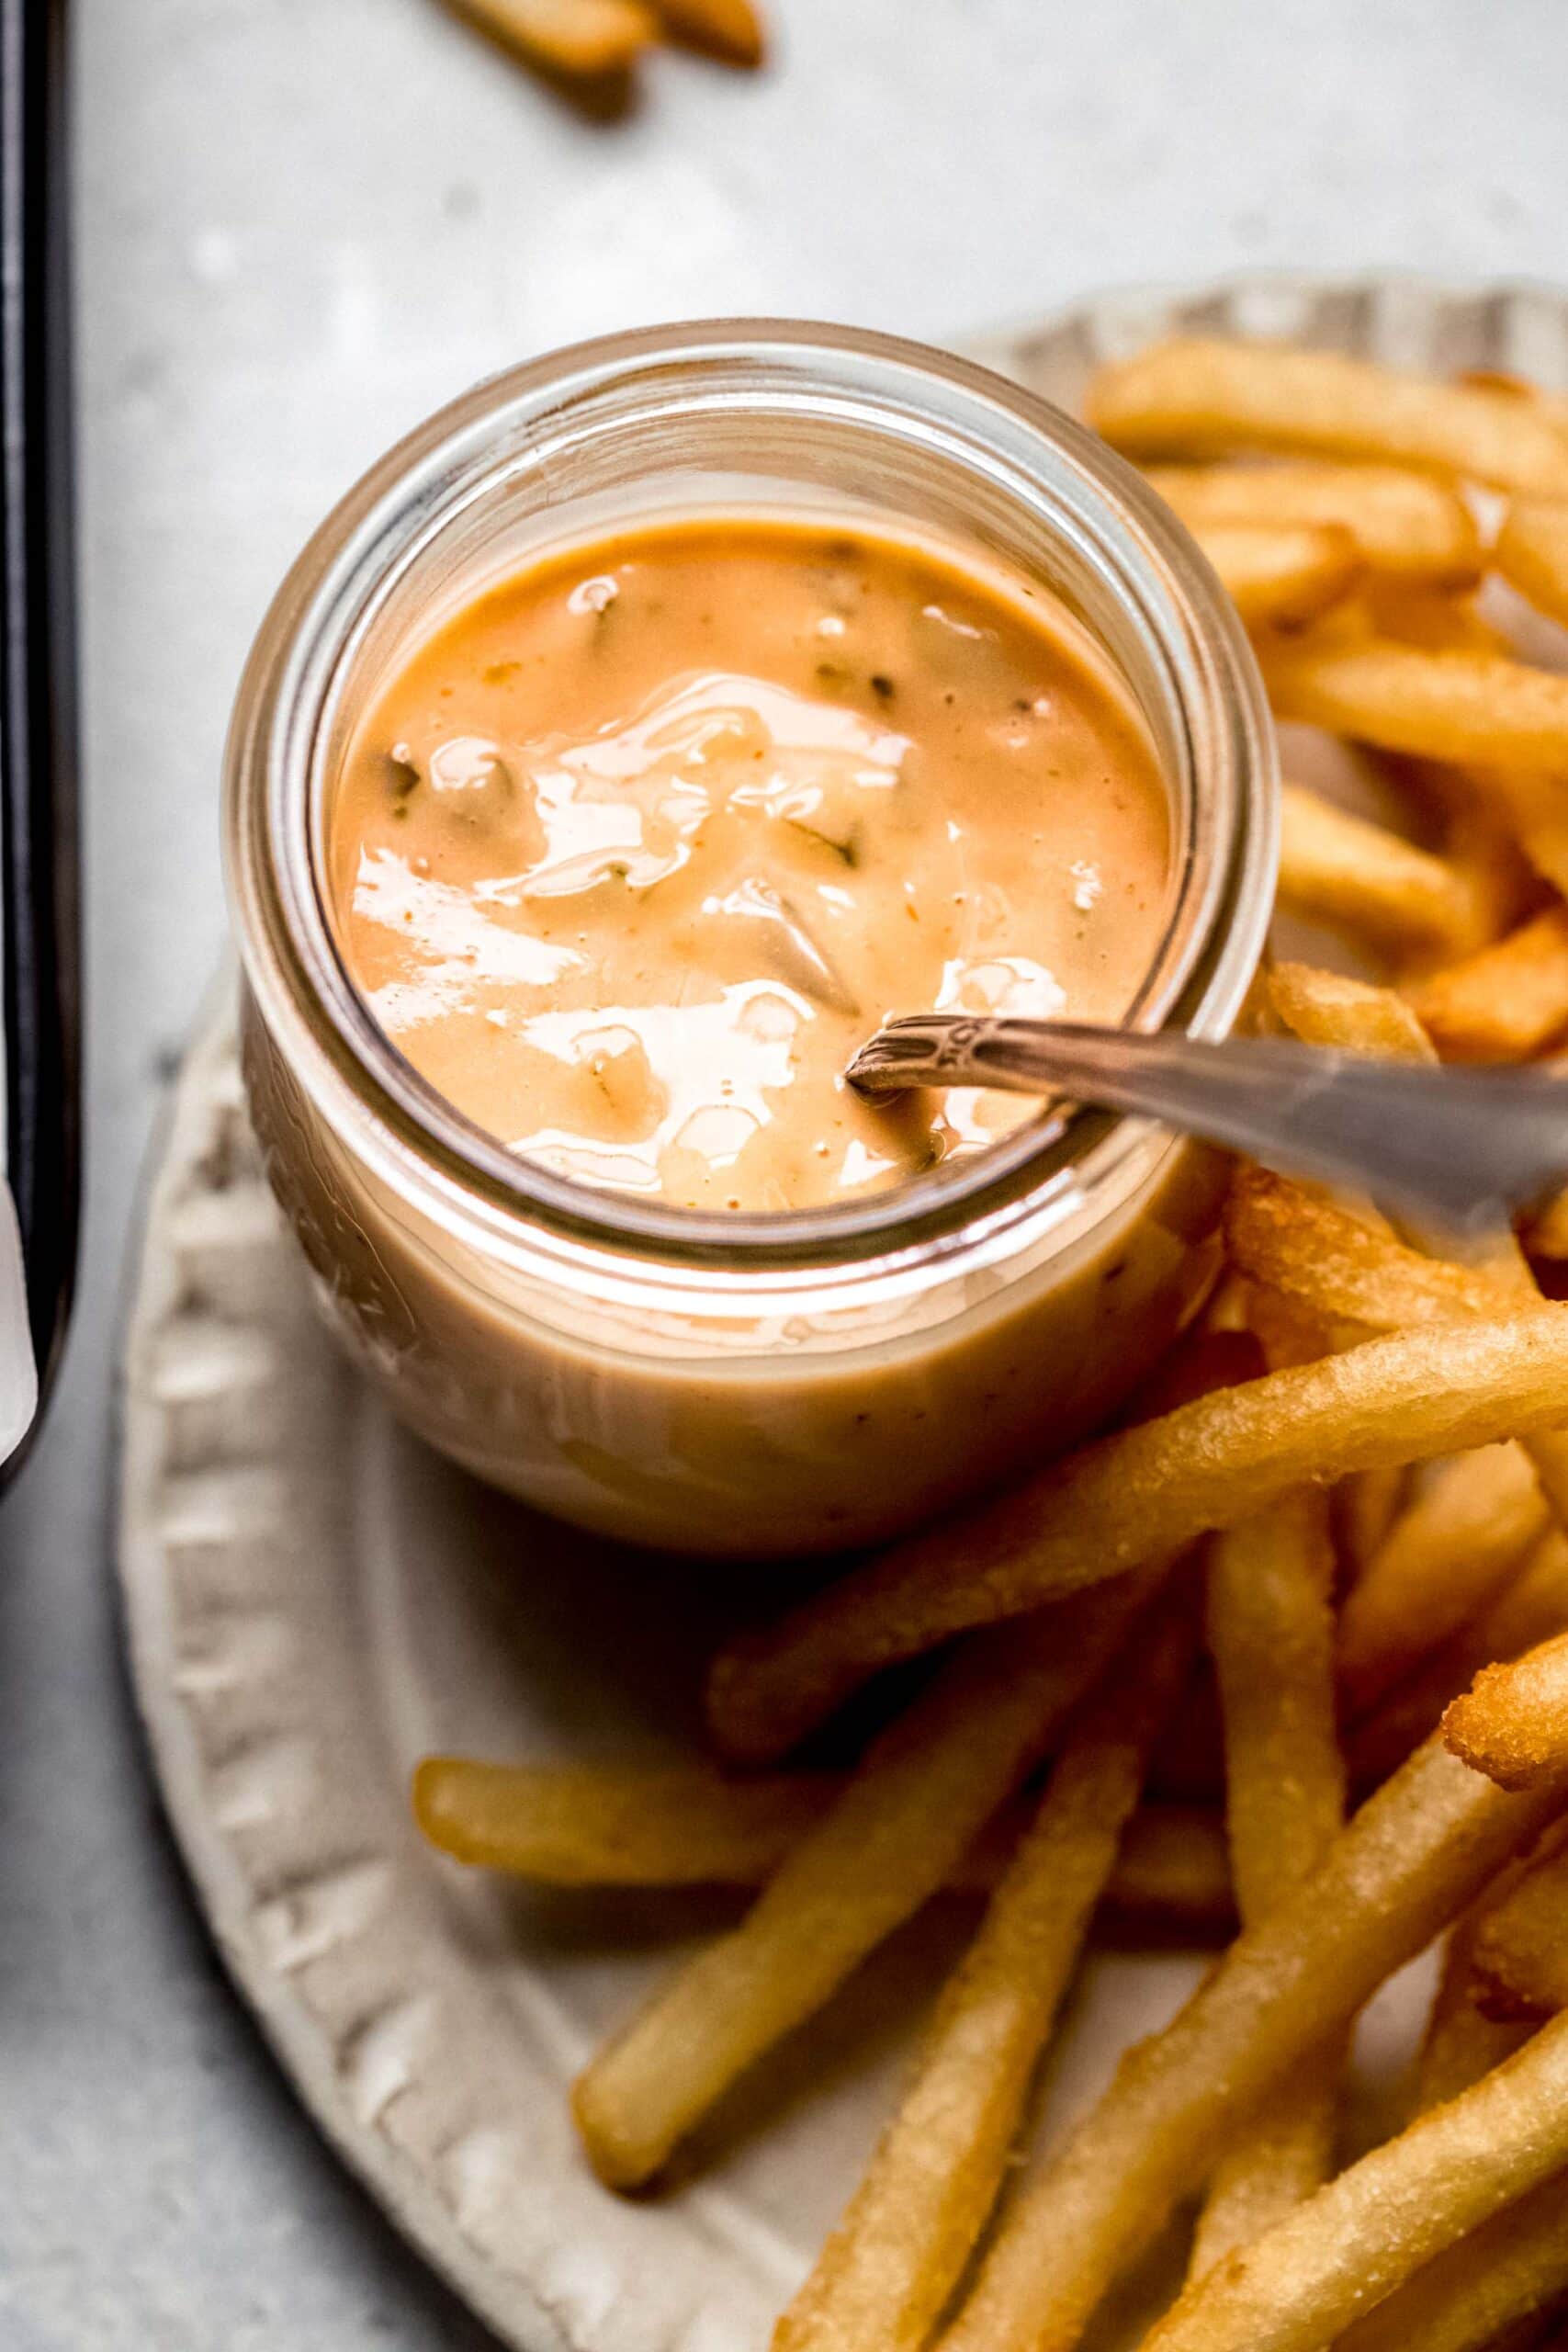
446 0 764 85
417 336 1568 2351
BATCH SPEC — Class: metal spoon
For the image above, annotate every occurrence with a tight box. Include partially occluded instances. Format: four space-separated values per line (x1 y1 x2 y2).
844 1012 1568 1234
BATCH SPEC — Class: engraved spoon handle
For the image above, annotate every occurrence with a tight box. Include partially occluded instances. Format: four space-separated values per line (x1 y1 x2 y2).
846 1014 1568 1233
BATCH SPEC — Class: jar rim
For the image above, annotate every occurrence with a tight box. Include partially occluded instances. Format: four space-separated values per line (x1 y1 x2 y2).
226 318 1278 1275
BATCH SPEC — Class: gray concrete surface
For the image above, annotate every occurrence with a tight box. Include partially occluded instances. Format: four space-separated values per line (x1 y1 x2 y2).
4 0 1568 2341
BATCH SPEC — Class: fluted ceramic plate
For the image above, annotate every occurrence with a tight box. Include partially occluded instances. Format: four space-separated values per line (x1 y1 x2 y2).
118 278 1568 2352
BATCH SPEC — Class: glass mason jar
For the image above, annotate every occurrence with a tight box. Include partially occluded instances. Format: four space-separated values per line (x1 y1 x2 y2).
225 321 1277 1559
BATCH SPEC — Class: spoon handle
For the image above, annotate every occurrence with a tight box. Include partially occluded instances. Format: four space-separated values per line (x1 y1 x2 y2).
846 1014 1568 1233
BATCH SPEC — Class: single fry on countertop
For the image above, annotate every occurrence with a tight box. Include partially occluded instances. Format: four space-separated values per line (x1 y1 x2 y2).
1194 524 1361 628
451 0 657 74
1404 906 1568 1061
572 1571 1156 2188
1086 338 1568 494
708 1310 1568 1764
649 0 765 62
1187 1490 1343 2279
1139 2007 1568 2352
1445 1627 1568 1790
1264 638 1568 768
773 1587 1198 2352
1144 460 1482 586
933 1737 1568 2352
1496 498 1568 631
1276 781 1486 956
1337 1443 1548 1716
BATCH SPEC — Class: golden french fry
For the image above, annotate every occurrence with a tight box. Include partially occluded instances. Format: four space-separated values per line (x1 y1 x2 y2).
1462 368 1568 440
1224 1165 1506 1335
935 1737 1568 2352
1472 1839 1568 2020
573 1572 1155 2188
1268 957 1438 1061
1351 1531 1568 1791
1139 2008 1568 2352
1404 907 1568 1061
1104 1804 1233 1926
413 1755 836 1883
453 0 657 74
412 1753 1233 1917
1334 1463 1409 1586
1527 1181 1568 1261
1276 782 1487 956
650 0 765 62
1196 524 1361 628
1187 1493 1343 2279
1335 2168 1568 2352
1087 339 1568 494
1415 1907 1535 2113
1445 1627 1568 1790
708 1311 1568 1765
1337 1443 1548 1715
1265 639 1568 769
773 1590 1197 2352
1145 461 1483 586
1118 1326 1268 1423
1496 499 1568 631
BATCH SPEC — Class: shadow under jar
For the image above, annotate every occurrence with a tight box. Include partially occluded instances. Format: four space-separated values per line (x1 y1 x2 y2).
225 321 1278 1559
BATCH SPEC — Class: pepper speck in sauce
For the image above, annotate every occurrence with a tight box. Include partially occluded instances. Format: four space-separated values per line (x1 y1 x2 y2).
329 516 1171 1211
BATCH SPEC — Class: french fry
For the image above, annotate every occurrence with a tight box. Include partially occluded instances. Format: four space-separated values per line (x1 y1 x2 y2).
414 1756 838 1884
649 0 765 63
1247 964 1568 1544
1337 1443 1548 1715
1472 1840 1568 2020
1334 1463 1408 1584
773 1589 1198 2352
1445 1627 1568 1790
1195 525 1361 628
1144 461 1482 586
1352 1531 1568 1790
1087 339 1568 494
1415 1909 1534 2112
1462 368 1568 441
453 0 657 74
1267 957 1437 1061
935 1737 1568 2352
1276 781 1487 956
1224 1164 1506 1334
1353 1917 1552 2352
1497 499 1568 632
1335 2170 1568 2352
1404 906 1568 1061
1138 2007 1568 2352
1186 1492 1343 2278
1104 1804 1233 1927
412 1754 1235 1918
572 1572 1155 2188
1488 781 1568 907
1528 1181 1568 1262
1265 639 1568 770
708 1311 1568 1765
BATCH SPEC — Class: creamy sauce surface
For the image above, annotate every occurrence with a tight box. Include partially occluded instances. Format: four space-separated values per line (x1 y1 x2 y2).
329 517 1171 1209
